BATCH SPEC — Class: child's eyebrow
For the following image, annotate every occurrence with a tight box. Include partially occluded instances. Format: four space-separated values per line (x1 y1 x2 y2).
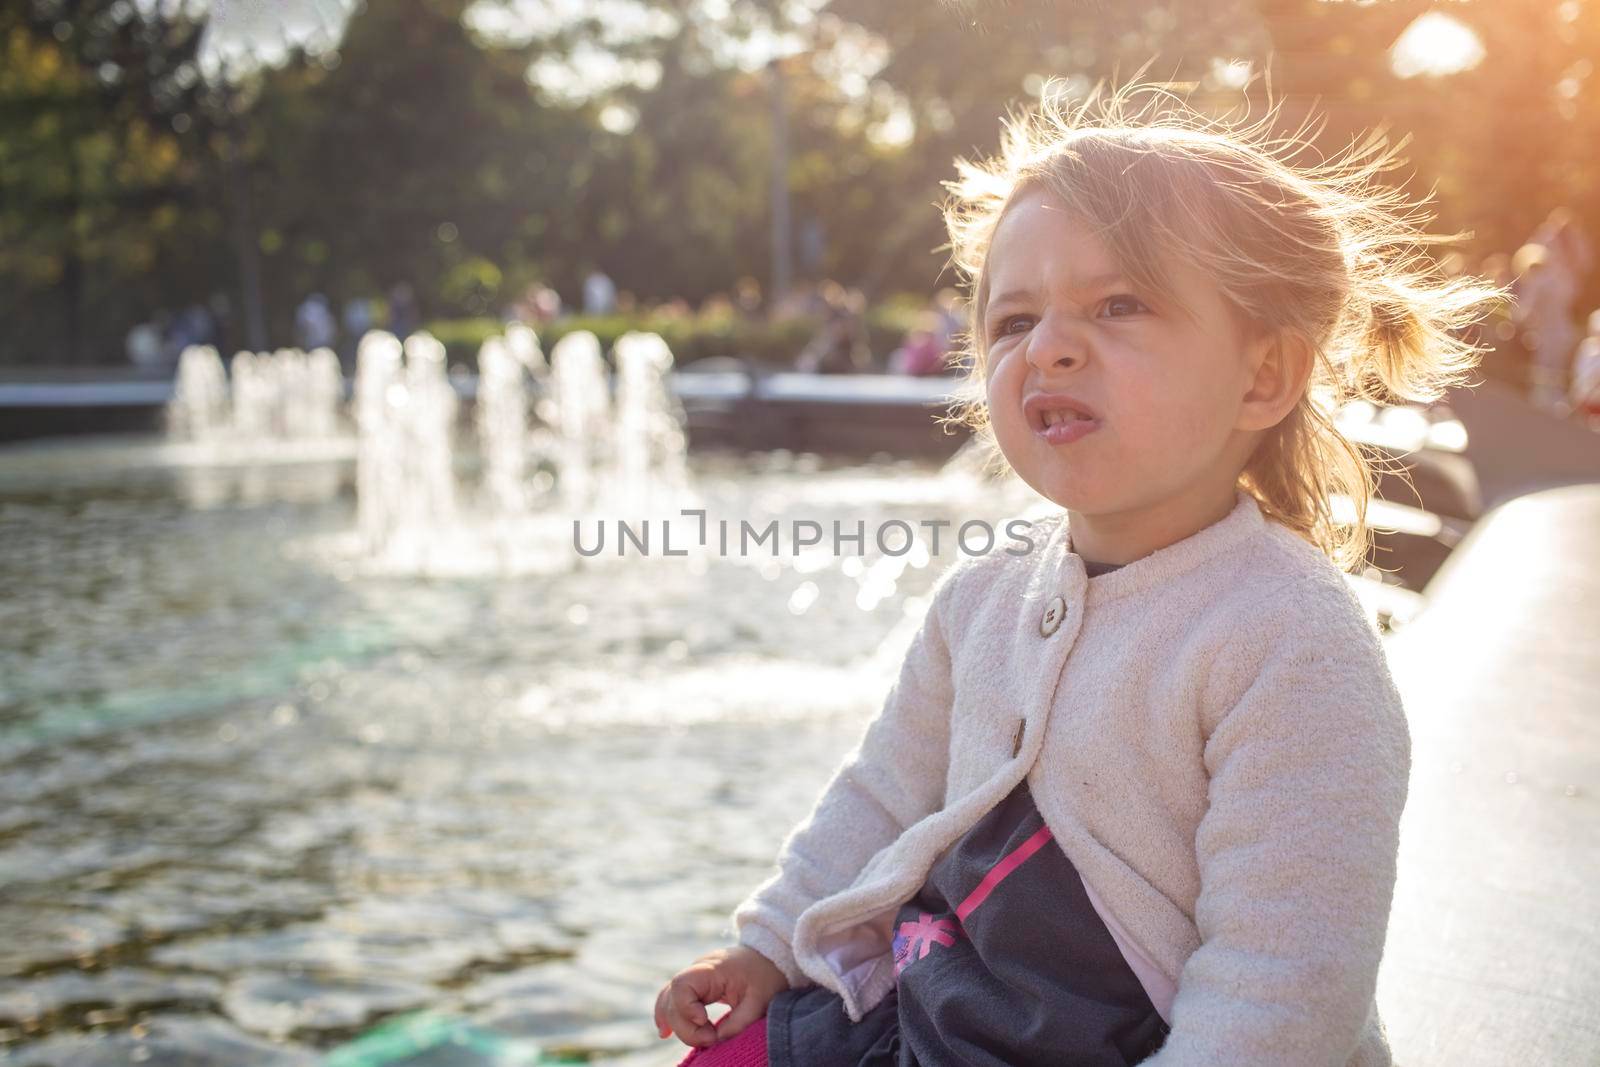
989 273 1131 310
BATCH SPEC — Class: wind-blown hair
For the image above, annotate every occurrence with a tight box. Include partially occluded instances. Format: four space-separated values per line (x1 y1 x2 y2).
937 78 1505 573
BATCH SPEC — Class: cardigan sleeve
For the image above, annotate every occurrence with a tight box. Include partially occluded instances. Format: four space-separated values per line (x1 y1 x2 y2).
1147 579 1412 1066
727 562 962 988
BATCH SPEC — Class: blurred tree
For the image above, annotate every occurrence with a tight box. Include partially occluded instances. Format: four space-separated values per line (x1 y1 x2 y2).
0 2 214 363
1399 1 1596 263
1256 0 1600 309
817 0 1269 298
6 0 1596 367
460 0 801 308
243 0 591 329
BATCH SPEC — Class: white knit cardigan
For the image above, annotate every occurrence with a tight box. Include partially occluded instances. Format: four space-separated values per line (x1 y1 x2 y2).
730 488 1411 1066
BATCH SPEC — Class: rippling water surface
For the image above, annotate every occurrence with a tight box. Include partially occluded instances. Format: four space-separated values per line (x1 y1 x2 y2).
0 439 1025 1066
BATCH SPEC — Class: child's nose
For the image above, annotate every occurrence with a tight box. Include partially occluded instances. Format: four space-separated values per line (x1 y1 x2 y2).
1023 314 1090 375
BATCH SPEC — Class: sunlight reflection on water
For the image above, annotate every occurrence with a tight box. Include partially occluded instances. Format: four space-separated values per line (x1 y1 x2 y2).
0 441 1025 1064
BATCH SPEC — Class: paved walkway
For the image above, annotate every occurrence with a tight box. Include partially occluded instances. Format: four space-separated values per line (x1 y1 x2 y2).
1444 378 1600 511
1378 482 1600 1064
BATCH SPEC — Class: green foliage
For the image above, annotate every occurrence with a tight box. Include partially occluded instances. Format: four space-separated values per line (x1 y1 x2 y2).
5 0 1600 367
423 301 926 372
425 314 813 370
0 4 217 364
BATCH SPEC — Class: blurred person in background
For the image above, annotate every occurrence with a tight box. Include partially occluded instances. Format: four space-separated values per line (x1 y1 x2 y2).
295 293 338 352
166 302 216 363
125 315 165 371
208 291 234 355
735 276 764 321
1470 252 1524 391
387 282 420 339
505 282 560 327
341 296 373 371
888 311 949 376
343 296 373 343
1510 244 1575 414
1531 207 1594 282
772 280 822 321
534 284 562 324
1514 209 1593 413
795 281 871 374
1569 309 1600 426
583 267 617 316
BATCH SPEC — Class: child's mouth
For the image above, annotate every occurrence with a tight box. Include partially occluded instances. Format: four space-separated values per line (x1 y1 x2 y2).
1035 407 1101 445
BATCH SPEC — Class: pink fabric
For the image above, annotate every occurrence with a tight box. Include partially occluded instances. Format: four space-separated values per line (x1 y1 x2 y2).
893 911 962 977
1078 871 1178 1026
674 1012 769 1067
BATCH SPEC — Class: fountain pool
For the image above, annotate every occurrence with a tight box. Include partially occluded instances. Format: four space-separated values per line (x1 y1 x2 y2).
0 436 1033 1066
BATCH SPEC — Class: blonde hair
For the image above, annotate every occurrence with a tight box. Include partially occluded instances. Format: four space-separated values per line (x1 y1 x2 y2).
937 78 1506 573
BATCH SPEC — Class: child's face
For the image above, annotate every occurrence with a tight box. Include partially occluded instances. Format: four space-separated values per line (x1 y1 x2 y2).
981 190 1269 531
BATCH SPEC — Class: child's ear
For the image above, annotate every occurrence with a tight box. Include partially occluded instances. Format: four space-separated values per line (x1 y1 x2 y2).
1238 327 1314 432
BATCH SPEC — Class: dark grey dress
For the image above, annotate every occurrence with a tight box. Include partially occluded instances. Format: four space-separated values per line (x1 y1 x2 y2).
765 560 1171 1067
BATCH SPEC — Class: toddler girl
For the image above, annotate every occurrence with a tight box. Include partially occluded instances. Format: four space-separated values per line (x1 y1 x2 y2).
653 80 1501 1066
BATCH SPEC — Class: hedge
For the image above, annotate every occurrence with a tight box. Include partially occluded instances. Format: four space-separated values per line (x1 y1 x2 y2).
423 299 932 373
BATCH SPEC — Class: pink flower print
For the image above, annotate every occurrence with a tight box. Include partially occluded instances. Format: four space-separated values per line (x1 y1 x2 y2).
892 911 962 977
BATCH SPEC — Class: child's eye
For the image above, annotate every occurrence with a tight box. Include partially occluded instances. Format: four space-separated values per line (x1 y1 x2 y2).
994 314 1033 337
1103 294 1150 317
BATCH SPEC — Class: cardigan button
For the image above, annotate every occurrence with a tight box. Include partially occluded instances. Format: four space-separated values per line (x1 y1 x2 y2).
1039 595 1066 636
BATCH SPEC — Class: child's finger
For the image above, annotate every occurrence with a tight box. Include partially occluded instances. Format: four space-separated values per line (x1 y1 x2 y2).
653 985 674 1038
666 977 719 1047
715 991 764 1041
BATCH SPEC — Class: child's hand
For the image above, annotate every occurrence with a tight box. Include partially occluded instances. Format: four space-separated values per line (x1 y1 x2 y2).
653 944 788 1048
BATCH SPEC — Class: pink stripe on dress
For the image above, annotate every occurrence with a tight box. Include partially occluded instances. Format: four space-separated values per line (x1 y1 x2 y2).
954 823 1055 922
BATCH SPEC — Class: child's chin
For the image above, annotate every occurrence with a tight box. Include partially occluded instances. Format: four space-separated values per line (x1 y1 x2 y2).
1018 471 1090 510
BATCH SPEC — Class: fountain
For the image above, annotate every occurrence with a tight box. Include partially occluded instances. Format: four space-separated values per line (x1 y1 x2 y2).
300 347 346 439
475 328 548 516
549 330 614 514
165 343 350 471
353 330 406 554
168 345 232 442
614 330 691 517
507 322 562 489
342 324 705 576
348 329 460 566
400 331 459 530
